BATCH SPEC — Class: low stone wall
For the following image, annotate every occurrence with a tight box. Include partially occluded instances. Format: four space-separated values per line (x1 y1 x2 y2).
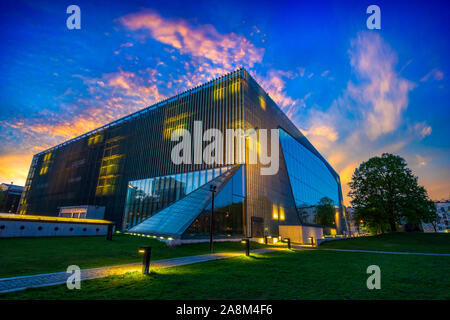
0 219 110 238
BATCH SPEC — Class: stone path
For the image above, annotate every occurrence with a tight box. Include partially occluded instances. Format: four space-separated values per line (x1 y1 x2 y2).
0 248 276 294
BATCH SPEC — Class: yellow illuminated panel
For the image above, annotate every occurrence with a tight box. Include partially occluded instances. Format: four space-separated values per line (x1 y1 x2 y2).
259 95 266 110
213 87 224 100
96 138 124 196
39 166 48 175
214 80 241 100
279 206 285 221
88 133 104 146
163 123 186 139
40 152 53 175
230 79 241 94
272 204 278 220
163 113 189 139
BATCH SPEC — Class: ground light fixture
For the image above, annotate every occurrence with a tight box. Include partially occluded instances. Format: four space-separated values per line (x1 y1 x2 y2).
241 238 250 256
283 237 291 249
138 246 152 275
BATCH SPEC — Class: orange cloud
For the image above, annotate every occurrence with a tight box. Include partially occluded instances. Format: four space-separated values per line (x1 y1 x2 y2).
0 67 167 185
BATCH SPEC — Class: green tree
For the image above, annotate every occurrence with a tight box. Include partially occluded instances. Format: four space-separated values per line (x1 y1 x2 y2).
348 153 435 233
314 197 336 227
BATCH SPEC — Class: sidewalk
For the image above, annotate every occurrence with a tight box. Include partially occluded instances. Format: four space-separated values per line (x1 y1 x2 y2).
0 248 276 294
317 248 450 256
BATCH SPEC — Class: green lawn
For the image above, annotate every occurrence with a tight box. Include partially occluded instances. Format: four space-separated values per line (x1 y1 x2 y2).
319 233 450 253
2 249 449 300
0 234 266 278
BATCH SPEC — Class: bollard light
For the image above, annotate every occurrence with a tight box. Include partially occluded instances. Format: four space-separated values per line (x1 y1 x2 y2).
241 238 250 256
138 246 152 275
283 237 291 249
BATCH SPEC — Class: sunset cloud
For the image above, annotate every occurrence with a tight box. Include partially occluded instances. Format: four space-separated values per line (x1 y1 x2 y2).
120 10 264 69
420 68 444 82
348 32 415 140
413 122 432 139
299 32 430 204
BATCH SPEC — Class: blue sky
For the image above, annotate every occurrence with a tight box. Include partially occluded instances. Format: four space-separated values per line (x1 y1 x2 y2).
0 0 448 203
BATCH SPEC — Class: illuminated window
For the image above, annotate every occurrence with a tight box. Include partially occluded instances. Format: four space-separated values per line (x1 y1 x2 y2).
259 95 266 110
279 206 285 221
272 204 278 220
88 133 103 146
39 166 48 175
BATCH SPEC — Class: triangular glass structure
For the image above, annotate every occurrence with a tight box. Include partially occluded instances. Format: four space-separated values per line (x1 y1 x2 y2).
129 165 241 238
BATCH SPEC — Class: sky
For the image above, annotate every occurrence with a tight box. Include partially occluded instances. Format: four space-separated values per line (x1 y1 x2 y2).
0 0 449 205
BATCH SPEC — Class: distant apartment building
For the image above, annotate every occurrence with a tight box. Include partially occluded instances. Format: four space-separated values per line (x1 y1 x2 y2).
0 183 24 213
422 200 449 233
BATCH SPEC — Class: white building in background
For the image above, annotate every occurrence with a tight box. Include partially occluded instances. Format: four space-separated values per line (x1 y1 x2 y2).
422 200 449 233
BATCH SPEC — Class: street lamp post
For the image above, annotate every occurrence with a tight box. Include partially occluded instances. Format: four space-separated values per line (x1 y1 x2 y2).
209 184 217 254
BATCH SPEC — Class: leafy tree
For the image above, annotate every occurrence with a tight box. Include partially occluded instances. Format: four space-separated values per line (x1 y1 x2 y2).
349 153 435 233
314 197 336 227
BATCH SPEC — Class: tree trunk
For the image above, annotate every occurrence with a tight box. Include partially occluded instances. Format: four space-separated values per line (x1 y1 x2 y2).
431 221 437 232
389 219 397 232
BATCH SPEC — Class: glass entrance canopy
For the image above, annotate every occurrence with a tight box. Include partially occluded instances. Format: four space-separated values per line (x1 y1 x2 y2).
128 165 241 238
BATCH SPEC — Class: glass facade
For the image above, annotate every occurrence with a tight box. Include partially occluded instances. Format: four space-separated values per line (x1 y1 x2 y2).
184 164 245 238
129 165 242 238
279 128 340 208
19 68 346 238
123 166 232 229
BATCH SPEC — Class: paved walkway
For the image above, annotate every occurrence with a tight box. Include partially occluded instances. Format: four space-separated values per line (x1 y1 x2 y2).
288 244 450 256
317 248 450 256
0 248 276 294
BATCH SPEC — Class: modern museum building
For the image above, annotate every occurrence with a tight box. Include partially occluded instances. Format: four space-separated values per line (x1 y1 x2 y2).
18 69 347 240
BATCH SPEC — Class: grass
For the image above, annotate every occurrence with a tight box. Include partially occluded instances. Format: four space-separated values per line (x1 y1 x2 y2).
0 234 267 278
319 232 450 253
2 249 449 300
